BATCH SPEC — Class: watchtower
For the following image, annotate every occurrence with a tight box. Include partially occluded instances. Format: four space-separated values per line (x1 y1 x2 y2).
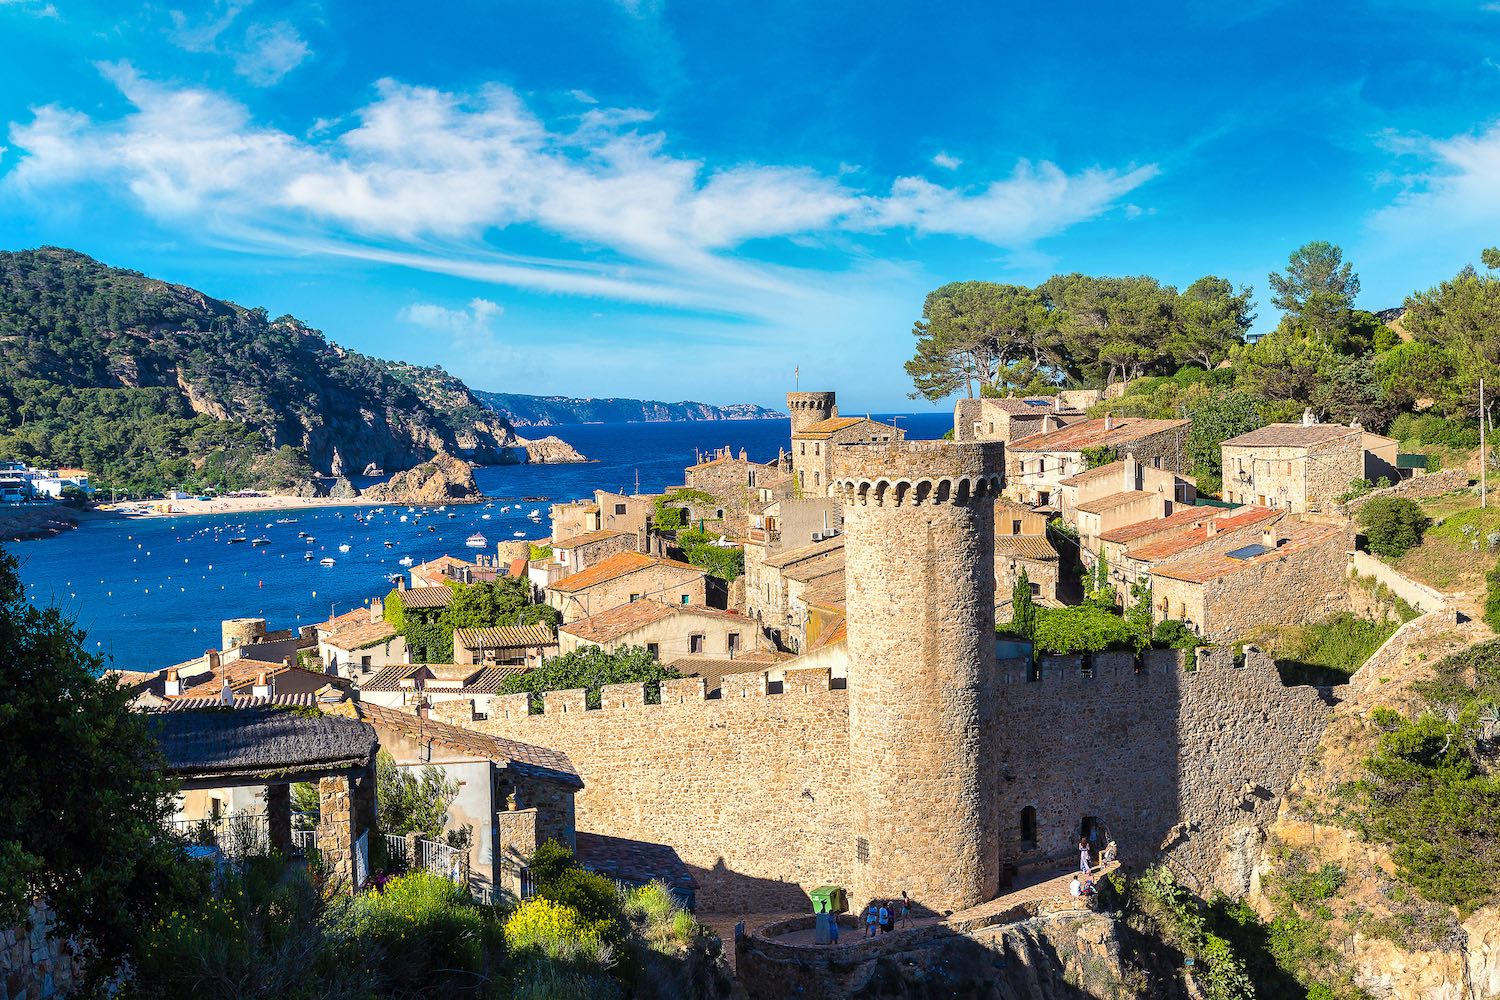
786 391 838 435
833 440 1004 914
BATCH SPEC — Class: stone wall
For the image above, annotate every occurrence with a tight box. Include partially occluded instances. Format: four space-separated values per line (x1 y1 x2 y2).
1196 527 1350 643
2 903 78 1000
467 669 854 913
1344 466 1474 513
992 647 1334 895
547 565 707 623
1223 436 1362 513
1348 549 1450 614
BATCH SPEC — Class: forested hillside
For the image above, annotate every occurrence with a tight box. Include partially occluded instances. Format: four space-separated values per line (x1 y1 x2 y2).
0 248 526 494
475 391 781 426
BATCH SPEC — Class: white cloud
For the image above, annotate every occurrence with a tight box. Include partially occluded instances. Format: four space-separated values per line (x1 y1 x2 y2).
1368 118 1500 240
399 297 503 337
0 0 60 16
233 22 310 86
569 89 599 104
2 67 1157 314
931 151 961 170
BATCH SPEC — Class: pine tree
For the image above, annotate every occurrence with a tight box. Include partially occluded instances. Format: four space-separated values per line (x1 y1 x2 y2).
1010 567 1037 639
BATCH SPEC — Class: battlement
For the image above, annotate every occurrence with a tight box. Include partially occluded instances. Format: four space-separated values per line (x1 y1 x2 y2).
480 667 844 722
786 391 838 413
996 645 1317 689
832 440 1003 507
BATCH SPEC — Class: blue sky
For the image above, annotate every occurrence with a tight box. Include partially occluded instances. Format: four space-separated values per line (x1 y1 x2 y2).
2 0 1499 411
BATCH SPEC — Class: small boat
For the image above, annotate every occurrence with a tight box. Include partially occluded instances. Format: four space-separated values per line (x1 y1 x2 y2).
447 512 457 518
386 573 404 584
528 509 541 518
250 536 271 546
338 543 351 553
304 536 315 544
398 556 414 567
304 551 314 561
481 514 490 520
227 537 248 544
428 525 436 532
399 515 408 523
384 540 394 548
465 533 488 548
297 530 307 538
319 557 336 567
512 531 526 538
276 518 296 524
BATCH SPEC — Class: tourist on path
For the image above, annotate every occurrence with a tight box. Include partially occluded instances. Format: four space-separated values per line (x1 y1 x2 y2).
865 902 879 938
899 891 911 928
878 902 892 934
1079 836 1091 873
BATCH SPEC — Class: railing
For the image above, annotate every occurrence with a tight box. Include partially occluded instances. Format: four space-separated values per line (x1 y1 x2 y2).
384 833 409 866
168 813 269 859
291 829 316 854
417 838 458 877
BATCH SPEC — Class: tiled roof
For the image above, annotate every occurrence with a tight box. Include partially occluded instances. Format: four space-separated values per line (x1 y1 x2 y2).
352 702 581 788
783 552 845 583
575 831 697 890
763 535 844 569
793 415 870 438
315 607 368 632
149 708 377 781
995 536 1059 560
325 617 398 650
800 573 846 610
554 528 631 550
978 397 1061 414
1010 417 1188 453
413 555 471 574
1221 423 1360 448
808 616 847 651
398 586 454 610
547 551 701 594
561 602 748 644
159 693 320 711
1150 522 1343 584
361 663 419 693
662 657 770 692
1127 507 1277 563
358 663 526 694
454 624 558 650
1074 490 1156 515
1058 461 1134 488
1098 506 1220 544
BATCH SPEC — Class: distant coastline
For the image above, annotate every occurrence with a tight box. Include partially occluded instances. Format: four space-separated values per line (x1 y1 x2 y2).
475 390 784 427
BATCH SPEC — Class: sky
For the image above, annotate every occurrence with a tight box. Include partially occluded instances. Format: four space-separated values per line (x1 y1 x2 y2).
2 1 1499 411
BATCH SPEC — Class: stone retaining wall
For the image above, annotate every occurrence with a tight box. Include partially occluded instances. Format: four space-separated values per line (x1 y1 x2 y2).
2 903 79 1000
1348 550 1450 615
1344 467 1473 513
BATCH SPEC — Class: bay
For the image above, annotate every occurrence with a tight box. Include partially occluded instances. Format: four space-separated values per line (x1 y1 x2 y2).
9 412 951 671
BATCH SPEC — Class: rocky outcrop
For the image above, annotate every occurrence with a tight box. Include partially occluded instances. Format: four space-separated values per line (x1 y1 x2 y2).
361 453 480 505
328 477 359 499
517 435 588 464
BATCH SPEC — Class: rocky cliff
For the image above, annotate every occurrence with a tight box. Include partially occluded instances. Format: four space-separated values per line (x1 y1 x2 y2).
517 434 588 463
475 391 782 427
360 452 480 505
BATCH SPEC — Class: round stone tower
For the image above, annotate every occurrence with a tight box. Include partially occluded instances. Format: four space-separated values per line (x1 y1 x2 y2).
786 391 838 435
221 616 267 651
833 440 1004 915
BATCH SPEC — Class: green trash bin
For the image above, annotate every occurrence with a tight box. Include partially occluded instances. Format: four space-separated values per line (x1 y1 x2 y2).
809 885 846 914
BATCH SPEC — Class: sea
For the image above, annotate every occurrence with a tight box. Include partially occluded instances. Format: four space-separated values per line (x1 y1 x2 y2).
9 412 952 671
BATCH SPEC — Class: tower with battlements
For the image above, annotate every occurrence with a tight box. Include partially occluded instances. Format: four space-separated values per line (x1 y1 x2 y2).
786 391 838 435
833 440 1004 914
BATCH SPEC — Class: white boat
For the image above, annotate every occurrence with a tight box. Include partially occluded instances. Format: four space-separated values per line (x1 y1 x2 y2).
338 543 351 553
304 551 314 560
528 509 541 518
319 557 336 567
399 515 408 523
512 531 526 537
383 540 394 548
398 556 414 567
250 536 271 546
481 514 490 520
304 537 315 544
465 533 488 548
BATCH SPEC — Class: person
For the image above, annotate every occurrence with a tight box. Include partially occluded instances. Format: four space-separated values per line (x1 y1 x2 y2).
828 912 840 944
899 891 911 927
1081 875 1098 909
1079 836 1091 873
865 901 879 938
1069 875 1082 898
878 902 892 934
1102 840 1117 865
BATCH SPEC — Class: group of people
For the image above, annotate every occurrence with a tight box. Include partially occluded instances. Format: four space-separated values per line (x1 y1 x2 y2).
862 892 911 938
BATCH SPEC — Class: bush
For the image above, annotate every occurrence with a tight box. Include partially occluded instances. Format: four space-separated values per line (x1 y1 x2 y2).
1032 604 1145 654
1357 496 1431 558
339 871 504 993
504 897 608 963
500 646 682 712
1486 560 1500 633
683 542 744 581
1152 619 1202 650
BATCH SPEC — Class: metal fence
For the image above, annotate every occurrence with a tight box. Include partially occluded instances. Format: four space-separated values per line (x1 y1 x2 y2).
291 829 316 854
168 813 269 859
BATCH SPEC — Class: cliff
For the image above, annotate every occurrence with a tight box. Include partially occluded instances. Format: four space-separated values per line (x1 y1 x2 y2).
475 391 782 427
360 452 480 505
516 434 587 463
0 247 533 494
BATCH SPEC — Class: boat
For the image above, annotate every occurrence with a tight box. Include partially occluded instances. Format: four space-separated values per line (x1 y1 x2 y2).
250 537 271 546
398 556 414 567
465 533 488 548
512 531 526 537
481 514 491 520
447 513 457 518
276 518 296 524
386 573 404 584
384 540 394 548
227 537 248 544
528 509 541 518
338 544 351 553
319 557 336 567
399 515 408 523
304 551 314 561
304 537 315 544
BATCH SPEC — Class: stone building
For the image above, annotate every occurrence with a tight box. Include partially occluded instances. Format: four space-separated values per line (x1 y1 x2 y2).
317 602 405 679
559 601 757 660
549 499 601 543
787 390 904 498
453 623 558 667
681 447 792 537
1095 506 1232 590
1112 506 1279 602
1058 457 1195 530
544 551 707 623
993 499 1058 607
744 535 845 650
530 528 635 590
1005 416 1191 507
1149 519 1349 641
595 489 658 540
953 396 1086 444
1221 415 1379 513
357 662 525 716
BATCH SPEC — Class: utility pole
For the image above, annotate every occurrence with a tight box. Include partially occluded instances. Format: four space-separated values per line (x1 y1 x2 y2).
1483 378 1488 510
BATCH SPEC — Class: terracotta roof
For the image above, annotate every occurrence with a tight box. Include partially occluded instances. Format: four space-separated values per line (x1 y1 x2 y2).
576 831 697 890
793 415 870 438
560 602 748 644
1010 417 1188 453
1127 507 1277 563
413 555 471 574
454 624 558 650
1221 423 1360 448
976 397 1062 414
783 552 845 583
149 708 377 781
995 536 1059 560
159 693 320 711
359 663 526 695
662 658 772 692
808 616 847 651
800 573 846 611
352 702 581 788
1098 506 1220 544
315 606 368 632
398 586 454 610
325 617 398 650
1075 490 1156 515
763 535 844 569
554 528 631 550
1058 460 1139 488
547 551 701 594
1150 521 1342 584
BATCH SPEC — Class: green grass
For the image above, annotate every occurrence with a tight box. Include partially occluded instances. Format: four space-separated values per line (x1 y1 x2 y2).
1266 613 1401 685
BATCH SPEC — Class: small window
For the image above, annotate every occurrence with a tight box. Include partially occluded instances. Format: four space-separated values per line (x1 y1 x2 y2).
629 593 641 602
690 634 705 654
716 509 724 519
1020 806 1037 845
646 642 659 659
1153 456 1161 468
360 655 372 669
1029 582 1040 597
800 442 806 455
728 632 740 654
1011 519 1022 534
681 594 691 605
614 503 627 515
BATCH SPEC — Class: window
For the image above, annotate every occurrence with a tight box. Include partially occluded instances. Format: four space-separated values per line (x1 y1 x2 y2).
1030 582 1040 597
615 503 627 515
800 442 806 455
813 472 820 488
1153 456 1161 469
690 633 705 654
1285 461 1292 475
1011 519 1022 534
728 632 740 654
681 594 691 605
360 655 372 670
629 593 641 602
1020 806 1037 846
647 642 659 659
814 443 821 455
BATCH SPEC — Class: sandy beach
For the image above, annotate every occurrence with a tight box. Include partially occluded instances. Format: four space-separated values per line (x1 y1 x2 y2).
96 494 385 518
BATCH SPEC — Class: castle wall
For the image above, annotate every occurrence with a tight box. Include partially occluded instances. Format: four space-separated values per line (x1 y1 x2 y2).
465 670 854 912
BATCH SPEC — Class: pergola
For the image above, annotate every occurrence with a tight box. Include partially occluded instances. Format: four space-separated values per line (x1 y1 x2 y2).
150 707 379 893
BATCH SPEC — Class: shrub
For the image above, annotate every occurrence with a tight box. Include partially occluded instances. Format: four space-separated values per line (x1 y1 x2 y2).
1485 560 1500 633
500 646 682 712
683 542 744 581
1357 496 1431 558
1032 604 1145 654
503 897 611 966
340 871 503 990
1152 619 1202 649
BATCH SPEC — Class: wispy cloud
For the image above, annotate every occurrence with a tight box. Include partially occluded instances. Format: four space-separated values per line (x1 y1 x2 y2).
399 297 503 337
0 0 60 17
931 151 961 170
167 1 309 85
2 65 1157 316
1368 117 1500 242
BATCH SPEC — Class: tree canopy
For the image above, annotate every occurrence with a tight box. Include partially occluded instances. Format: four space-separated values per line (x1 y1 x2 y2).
499 645 682 713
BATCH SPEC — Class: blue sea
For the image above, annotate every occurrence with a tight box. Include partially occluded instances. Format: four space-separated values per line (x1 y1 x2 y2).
9 413 952 671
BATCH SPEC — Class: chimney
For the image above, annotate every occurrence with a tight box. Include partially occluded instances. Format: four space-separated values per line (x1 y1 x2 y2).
253 671 272 699
1301 408 1315 427
369 596 384 623
206 649 221 670
163 667 181 697
1123 453 1139 490
1042 414 1057 433
1262 527 1279 549
397 575 407 591
220 676 234 706
1104 413 1115 431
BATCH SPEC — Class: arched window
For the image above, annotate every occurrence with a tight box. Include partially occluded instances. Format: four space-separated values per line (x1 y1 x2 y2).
1020 806 1037 846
